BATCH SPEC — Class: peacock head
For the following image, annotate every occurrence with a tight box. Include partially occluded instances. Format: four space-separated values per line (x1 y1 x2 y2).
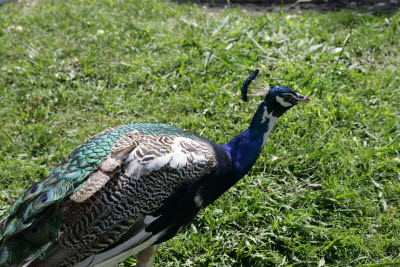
263 85 311 117
241 69 310 118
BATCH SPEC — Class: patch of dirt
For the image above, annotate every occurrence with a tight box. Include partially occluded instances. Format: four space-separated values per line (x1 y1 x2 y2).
183 0 400 12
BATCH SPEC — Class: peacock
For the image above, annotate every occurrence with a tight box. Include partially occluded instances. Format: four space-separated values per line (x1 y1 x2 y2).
0 70 310 267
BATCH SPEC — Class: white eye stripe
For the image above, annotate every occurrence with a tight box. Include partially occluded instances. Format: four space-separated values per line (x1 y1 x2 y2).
294 94 303 100
276 96 293 107
283 93 302 101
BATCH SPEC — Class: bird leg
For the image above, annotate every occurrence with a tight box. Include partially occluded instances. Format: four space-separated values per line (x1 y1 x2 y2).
136 244 160 267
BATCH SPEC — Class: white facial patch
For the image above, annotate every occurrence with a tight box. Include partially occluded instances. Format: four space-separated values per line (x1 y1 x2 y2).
276 96 293 107
262 115 278 147
294 94 302 101
260 106 278 146
260 105 268 124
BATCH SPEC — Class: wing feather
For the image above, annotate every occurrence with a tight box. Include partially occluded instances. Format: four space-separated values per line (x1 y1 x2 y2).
54 135 215 266
0 124 214 266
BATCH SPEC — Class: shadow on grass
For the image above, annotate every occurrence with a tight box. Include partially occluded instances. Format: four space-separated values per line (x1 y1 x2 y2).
175 0 400 13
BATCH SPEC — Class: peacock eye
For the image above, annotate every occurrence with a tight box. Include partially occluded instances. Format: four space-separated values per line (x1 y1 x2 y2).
30 185 39 194
40 194 49 203
283 96 292 102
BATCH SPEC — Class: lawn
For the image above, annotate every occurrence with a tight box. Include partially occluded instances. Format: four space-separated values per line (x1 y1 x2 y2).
0 0 399 266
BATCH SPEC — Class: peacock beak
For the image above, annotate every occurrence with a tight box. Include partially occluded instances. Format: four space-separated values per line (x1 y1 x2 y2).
296 93 311 104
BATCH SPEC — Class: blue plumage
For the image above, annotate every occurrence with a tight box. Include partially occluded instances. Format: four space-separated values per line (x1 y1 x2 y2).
241 69 259 102
0 70 310 267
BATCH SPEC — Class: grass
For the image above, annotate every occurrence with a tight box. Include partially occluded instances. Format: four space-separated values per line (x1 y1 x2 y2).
0 0 399 265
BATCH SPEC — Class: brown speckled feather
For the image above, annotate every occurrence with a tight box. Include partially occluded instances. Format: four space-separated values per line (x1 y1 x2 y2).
29 133 215 266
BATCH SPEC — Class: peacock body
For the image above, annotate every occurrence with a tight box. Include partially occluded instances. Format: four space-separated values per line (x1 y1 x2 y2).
0 70 310 266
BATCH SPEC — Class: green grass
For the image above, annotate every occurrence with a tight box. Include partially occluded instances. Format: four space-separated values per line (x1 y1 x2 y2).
1 0 400 266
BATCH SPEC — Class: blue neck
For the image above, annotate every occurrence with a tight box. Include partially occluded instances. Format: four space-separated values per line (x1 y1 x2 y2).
222 102 278 180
